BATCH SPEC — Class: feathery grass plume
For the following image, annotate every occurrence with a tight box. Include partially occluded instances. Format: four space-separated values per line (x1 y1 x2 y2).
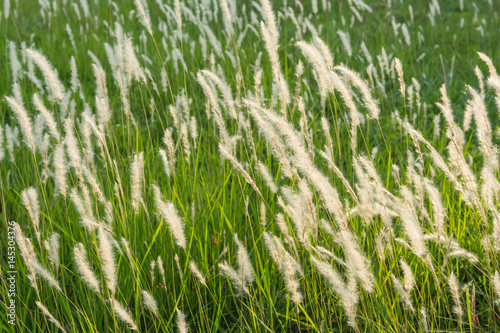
246 100 347 226
493 271 500 304
163 128 176 173
400 259 415 293
218 261 250 295
234 234 254 284
36 302 67 333
423 178 446 235
70 56 78 92
150 259 156 286
5 96 35 153
176 308 189 333
26 49 65 101
337 30 352 57
157 256 166 286
33 93 60 141
421 307 429 332
467 86 493 154
21 187 40 243
260 202 267 227
199 70 237 120
130 152 144 214
142 290 158 316
9 41 21 83
478 52 498 77
197 73 232 147
219 0 232 34
44 233 60 274
391 274 414 311
256 161 277 193
436 84 464 149
394 58 405 99
110 298 138 331
448 272 463 324
30 255 62 291
134 0 153 36
181 123 191 163
99 227 116 296
405 122 471 205
74 243 100 293
219 143 262 197
152 185 186 249
258 3 290 117
340 230 374 292
92 64 111 126
336 65 380 119
259 0 279 46
70 187 95 230
159 149 170 177
263 232 303 305
174 0 182 32
310 256 358 329
313 36 334 70
397 188 427 258
174 254 183 282
189 261 207 287
321 117 335 161
64 118 83 179
14 223 38 293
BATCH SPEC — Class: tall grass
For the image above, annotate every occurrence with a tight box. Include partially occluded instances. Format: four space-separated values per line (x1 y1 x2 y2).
1 0 500 331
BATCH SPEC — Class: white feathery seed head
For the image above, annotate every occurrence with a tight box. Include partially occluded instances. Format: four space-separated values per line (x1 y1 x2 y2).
36 302 67 333
189 261 207 287
110 298 138 331
130 152 144 214
142 290 159 316
26 48 65 101
74 243 100 293
5 96 35 153
152 185 186 249
176 308 189 333
99 227 117 296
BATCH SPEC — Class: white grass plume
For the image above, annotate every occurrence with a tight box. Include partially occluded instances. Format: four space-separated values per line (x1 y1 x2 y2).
74 243 100 293
44 233 60 274
5 96 35 153
26 48 65 101
152 185 186 249
395 58 405 99
448 272 463 324
189 261 207 287
218 261 250 296
110 298 138 331
310 256 358 329
99 227 116 296
493 271 500 304
142 290 158 316
36 302 67 333
257 161 277 193
234 234 254 284
176 308 189 333
130 152 144 214
33 93 60 141
134 0 153 36
21 187 40 243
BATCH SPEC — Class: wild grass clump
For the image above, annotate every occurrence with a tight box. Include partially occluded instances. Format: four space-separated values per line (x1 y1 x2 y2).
2 0 500 331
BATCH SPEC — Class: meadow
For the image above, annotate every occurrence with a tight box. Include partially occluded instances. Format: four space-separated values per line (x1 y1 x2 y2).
1 0 500 331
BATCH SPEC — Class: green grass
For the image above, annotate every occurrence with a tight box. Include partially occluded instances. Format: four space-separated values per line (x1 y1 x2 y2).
1 0 500 332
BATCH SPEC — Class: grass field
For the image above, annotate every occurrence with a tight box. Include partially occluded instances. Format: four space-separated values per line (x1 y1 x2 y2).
1 0 500 331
